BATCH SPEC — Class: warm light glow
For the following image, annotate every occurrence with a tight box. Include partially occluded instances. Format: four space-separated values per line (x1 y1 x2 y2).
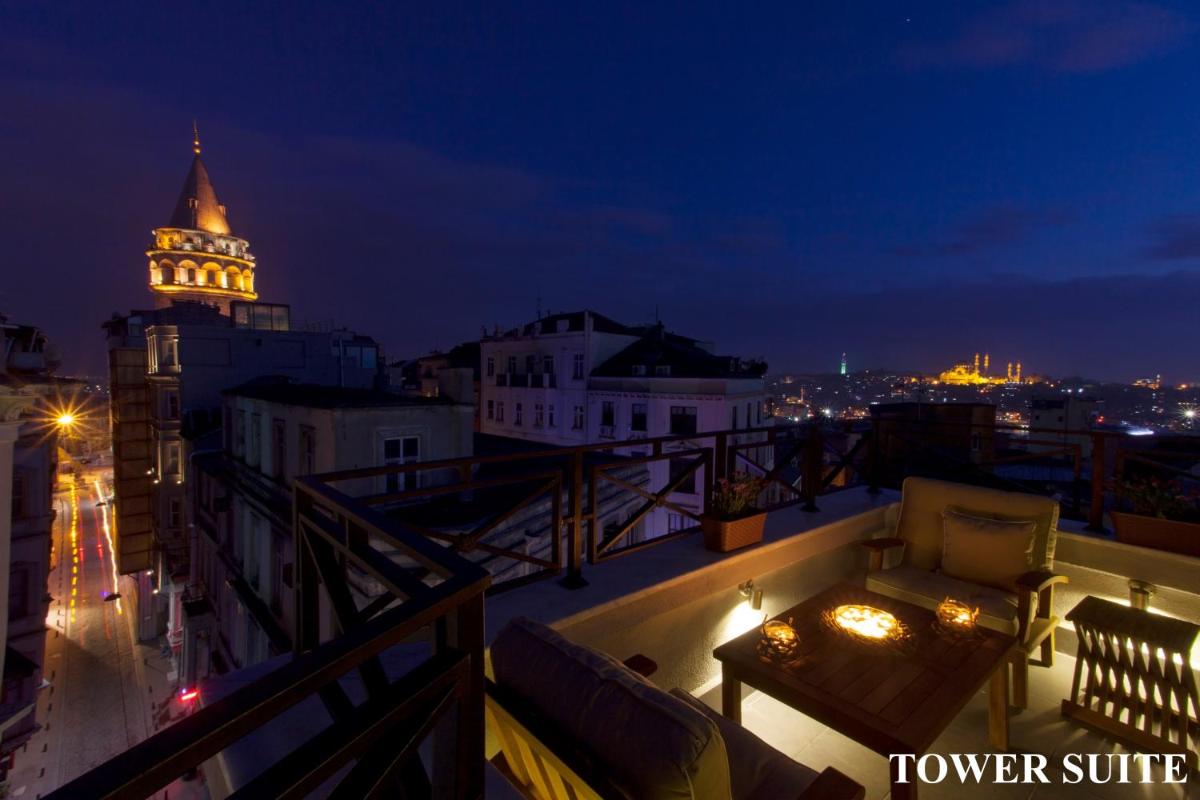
831 604 901 640
56 412 76 427
935 597 978 632
179 688 200 702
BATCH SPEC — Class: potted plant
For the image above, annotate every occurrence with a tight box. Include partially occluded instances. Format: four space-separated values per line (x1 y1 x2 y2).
1111 476 1200 558
702 472 769 552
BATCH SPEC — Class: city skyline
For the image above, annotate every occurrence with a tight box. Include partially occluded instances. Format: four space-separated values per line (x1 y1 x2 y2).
4 2 1200 381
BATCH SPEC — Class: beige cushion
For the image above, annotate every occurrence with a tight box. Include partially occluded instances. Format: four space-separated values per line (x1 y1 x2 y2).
491 617 732 800
895 477 1060 571
670 689 818 800
941 508 1035 593
867 565 1021 635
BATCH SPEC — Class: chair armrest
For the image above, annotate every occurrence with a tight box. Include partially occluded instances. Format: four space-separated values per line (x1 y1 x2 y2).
799 767 865 800
623 654 658 678
1015 570 1068 592
1016 572 1068 641
860 538 905 572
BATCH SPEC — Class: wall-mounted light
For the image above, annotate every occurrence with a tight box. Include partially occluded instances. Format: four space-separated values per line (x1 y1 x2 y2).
739 579 763 610
1128 579 1155 611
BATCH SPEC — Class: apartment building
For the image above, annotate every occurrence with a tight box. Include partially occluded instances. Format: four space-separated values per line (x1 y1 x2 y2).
0 319 61 774
481 311 769 539
104 300 383 648
182 381 473 685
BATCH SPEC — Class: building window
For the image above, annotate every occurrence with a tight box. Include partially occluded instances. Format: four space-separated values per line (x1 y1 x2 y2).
631 403 647 432
160 338 179 369
486 400 495 420
383 436 420 493
506 356 517 374
632 365 647 376
235 410 247 458
572 353 585 380
11 472 25 519
168 498 182 528
757 402 762 424
534 403 544 428
7 567 29 620
548 404 556 427
667 513 685 533
525 354 536 374
514 403 523 426
165 442 181 475
248 413 262 467
272 419 287 480
486 357 495 377
746 402 752 429
164 389 180 420
731 405 739 430
601 401 615 427
669 457 697 494
299 425 316 476
542 355 554 375
572 405 584 430
655 365 671 377
670 406 697 436
496 401 505 423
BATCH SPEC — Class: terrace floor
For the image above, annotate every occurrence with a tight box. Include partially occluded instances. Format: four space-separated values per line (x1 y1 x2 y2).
701 654 1199 800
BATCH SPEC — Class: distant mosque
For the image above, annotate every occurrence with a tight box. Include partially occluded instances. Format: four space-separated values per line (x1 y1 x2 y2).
146 125 259 313
937 352 1024 385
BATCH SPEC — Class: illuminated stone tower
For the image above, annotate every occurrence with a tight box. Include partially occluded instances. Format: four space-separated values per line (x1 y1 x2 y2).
147 126 258 312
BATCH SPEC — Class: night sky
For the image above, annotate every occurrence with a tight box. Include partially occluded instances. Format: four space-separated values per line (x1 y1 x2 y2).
3 1 1198 381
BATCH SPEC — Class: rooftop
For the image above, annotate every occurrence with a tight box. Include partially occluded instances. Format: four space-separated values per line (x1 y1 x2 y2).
224 380 458 409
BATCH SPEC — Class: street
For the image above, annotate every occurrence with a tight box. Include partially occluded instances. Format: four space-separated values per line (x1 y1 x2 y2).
6 467 205 799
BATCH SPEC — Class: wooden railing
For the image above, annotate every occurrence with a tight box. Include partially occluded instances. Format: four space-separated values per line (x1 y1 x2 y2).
46 470 491 799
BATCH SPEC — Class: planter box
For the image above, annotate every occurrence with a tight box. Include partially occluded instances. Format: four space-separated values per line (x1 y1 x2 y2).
1111 511 1200 558
701 511 766 553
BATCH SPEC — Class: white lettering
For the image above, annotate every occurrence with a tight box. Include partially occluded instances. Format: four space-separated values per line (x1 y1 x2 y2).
950 753 990 783
889 754 916 784
1163 754 1187 783
1062 754 1084 784
1136 753 1160 783
1086 754 1113 784
916 754 947 784
994 753 1019 783
1022 754 1050 784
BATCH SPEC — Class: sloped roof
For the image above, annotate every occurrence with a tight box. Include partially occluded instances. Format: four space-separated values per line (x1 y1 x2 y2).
168 155 232 235
592 327 766 379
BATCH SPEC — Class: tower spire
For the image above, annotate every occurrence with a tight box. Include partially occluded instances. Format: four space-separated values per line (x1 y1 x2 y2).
192 120 201 155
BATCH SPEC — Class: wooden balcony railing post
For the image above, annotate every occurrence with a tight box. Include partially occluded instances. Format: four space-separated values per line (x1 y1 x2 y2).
803 425 821 512
1088 432 1106 532
715 433 728 484
560 450 588 589
867 418 881 494
294 486 320 655
433 589 485 799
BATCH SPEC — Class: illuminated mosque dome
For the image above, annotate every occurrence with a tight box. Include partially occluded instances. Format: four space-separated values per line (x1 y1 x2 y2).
147 125 258 312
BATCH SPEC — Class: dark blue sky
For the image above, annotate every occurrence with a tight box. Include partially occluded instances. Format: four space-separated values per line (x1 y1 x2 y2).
3 1 1198 380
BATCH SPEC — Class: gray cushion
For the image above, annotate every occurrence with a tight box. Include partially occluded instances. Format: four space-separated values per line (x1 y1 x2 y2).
670 689 818 800
867 564 1021 635
491 617 732 800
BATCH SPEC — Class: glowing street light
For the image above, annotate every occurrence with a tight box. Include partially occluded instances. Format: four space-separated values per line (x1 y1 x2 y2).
56 412 77 428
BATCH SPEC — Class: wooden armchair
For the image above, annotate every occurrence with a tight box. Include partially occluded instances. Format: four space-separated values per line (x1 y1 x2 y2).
861 477 1068 708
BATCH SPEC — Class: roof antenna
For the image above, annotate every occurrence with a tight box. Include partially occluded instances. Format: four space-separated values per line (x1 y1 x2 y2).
536 295 542 320
192 120 201 155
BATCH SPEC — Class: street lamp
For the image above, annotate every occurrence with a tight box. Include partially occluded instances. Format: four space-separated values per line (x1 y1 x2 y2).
56 412 76 428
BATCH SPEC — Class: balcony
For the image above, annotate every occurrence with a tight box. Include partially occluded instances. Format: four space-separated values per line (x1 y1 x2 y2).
50 419 1200 798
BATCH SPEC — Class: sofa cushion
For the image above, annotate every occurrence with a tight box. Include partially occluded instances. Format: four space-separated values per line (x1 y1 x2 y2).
491 617 732 800
895 477 1060 572
670 689 818 800
866 565 1020 635
941 508 1036 593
